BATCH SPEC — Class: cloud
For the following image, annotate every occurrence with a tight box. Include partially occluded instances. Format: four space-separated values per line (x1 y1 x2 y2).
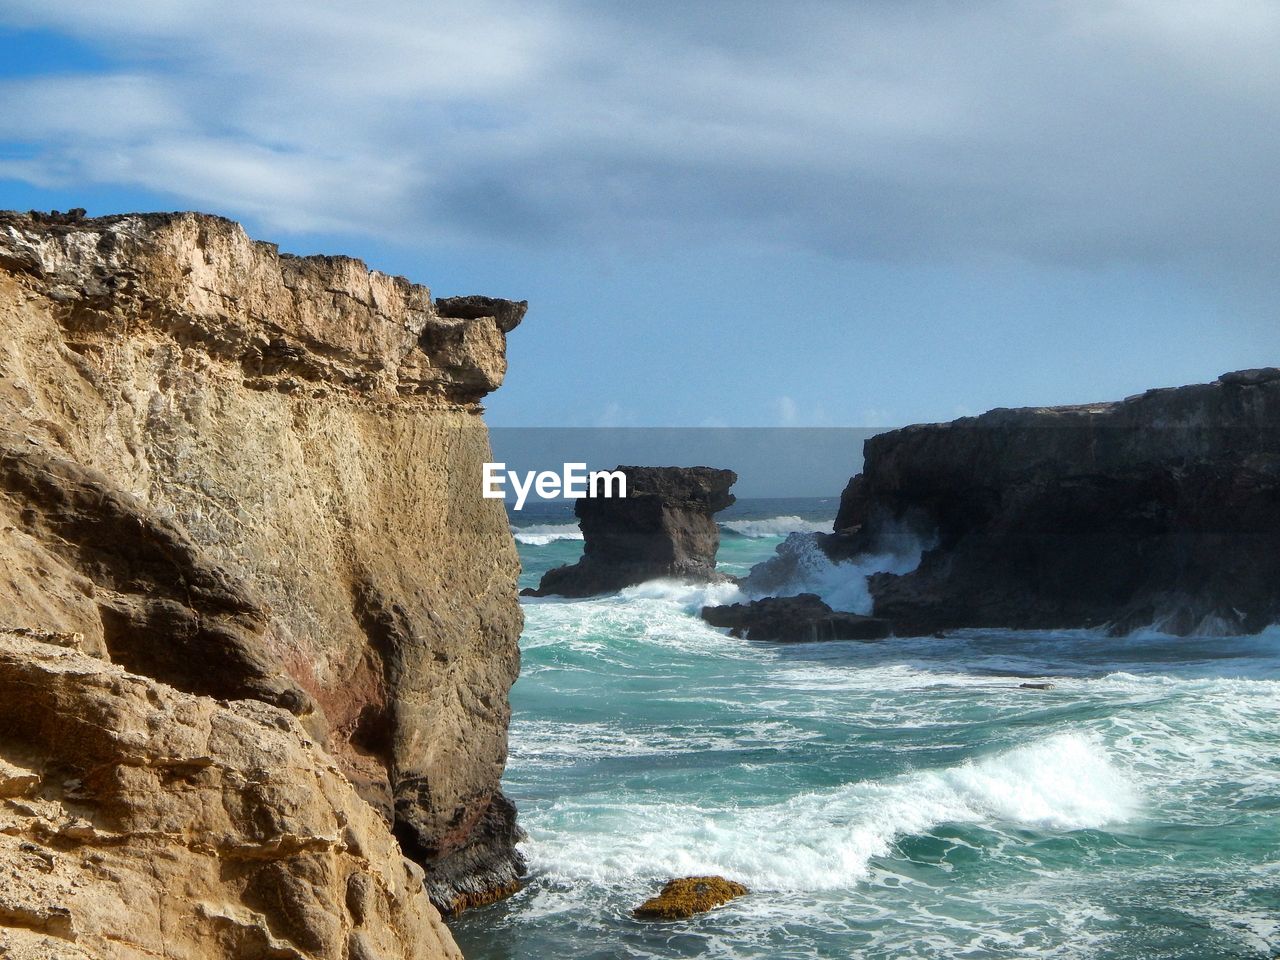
2 0 1279 275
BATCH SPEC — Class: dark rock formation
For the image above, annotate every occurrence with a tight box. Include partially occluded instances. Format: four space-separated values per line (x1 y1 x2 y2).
524 466 737 597
830 368 1280 636
633 876 749 920
701 593 890 642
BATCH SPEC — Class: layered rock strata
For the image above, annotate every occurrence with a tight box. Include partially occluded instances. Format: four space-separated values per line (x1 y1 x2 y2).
524 466 736 597
831 369 1280 635
0 209 526 919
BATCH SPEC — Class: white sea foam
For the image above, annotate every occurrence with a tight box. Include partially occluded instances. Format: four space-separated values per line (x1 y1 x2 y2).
511 522 583 545
522 731 1138 891
721 515 832 538
617 577 745 609
742 531 926 614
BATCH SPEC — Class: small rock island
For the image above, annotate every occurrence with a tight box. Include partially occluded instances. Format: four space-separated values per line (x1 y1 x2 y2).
524 466 737 597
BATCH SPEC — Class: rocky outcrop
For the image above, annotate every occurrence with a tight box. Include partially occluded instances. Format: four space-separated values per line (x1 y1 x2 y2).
701 594 890 642
0 210 526 916
831 369 1280 635
0 630 461 960
524 466 737 597
632 876 749 921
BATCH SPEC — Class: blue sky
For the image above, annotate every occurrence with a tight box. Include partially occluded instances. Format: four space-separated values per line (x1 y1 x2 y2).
0 2 1274 427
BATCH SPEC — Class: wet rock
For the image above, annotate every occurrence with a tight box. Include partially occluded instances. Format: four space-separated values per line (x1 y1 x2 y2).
526 466 737 597
633 876 749 920
701 593 890 642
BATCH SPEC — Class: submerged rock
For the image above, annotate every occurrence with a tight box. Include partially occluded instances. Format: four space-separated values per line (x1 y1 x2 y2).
633 876 749 920
701 593 891 642
525 466 737 597
831 369 1280 636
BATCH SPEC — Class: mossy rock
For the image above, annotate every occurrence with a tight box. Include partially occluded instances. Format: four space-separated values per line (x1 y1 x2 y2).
632 876 749 920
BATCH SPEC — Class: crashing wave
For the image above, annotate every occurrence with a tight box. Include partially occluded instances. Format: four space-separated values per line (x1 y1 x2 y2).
720 516 832 538
511 523 584 545
522 731 1137 891
741 530 927 614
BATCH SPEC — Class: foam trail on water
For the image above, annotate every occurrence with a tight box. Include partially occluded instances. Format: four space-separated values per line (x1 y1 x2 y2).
511 522 583 545
721 516 832 538
523 731 1138 892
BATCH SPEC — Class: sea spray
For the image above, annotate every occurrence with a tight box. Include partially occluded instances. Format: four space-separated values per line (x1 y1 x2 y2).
741 530 928 613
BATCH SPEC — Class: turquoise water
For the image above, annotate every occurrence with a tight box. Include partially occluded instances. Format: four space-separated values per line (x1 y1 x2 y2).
452 499 1280 959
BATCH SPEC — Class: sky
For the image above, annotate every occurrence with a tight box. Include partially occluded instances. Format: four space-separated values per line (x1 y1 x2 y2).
0 1 1275 428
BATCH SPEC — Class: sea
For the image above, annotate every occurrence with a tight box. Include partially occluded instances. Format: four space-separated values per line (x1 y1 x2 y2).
451 497 1280 960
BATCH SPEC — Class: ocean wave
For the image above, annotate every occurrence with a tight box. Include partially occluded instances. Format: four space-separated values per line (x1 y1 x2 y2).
509 717 822 764
617 577 745 609
522 731 1137 892
511 522 583 545
721 515 832 538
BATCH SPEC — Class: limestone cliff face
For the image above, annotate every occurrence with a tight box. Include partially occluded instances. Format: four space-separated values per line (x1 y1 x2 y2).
0 210 526 919
0 630 462 960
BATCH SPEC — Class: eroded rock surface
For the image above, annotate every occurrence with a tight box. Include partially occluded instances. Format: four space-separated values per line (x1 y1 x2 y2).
0 210 526 911
832 369 1280 635
0 631 462 960
525 466 737 597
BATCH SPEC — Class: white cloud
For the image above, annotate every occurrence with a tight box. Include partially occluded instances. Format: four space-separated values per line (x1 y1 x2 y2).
1 0 1279 274
0 75 186 139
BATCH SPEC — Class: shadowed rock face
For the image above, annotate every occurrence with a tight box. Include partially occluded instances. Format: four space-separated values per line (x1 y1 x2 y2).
701 594 890 642
831 369 1280 635
0 210 526 917
525 466 737 598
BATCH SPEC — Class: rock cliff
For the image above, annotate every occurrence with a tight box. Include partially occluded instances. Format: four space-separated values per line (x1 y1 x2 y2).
524 466 736 597
832 369 1280 635
0 208 527 941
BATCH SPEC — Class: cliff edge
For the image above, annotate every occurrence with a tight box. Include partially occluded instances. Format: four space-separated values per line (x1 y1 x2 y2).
0 209 527 936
